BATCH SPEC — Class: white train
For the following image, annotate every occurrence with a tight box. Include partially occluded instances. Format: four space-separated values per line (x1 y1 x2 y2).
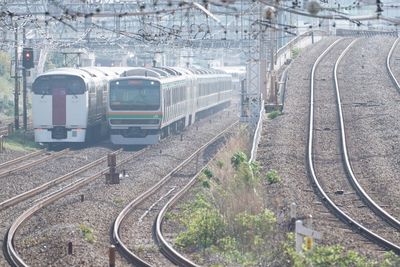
32 67 132 144
108 66 232 145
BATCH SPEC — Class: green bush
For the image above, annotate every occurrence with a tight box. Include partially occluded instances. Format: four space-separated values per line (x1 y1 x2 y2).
265 169 281 184
283 233 385 267
79 224 95 243
291 47 301 58
203 168 213 178
234 209 276 249
268 110 282 119
175 204 226 250
381 251 400 267
231 151 248 170
216 160 224 169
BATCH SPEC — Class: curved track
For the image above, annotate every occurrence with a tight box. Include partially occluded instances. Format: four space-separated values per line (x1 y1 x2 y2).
387 38 400 91
4 148 148 266
112 121 238 267
308 38 400 253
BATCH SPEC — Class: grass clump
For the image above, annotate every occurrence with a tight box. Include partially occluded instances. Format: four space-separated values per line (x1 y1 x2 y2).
3 131 42 152
79 224 95 244
284 234 380 266
291 47 301 58
265 169 282 184
267 110 282 119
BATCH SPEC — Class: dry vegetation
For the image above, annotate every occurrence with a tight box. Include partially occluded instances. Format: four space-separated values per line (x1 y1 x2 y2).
166 130 400 266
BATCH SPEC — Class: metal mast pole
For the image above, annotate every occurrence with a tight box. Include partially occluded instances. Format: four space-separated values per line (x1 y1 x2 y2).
22 26 27 130
242 2 263 127
14 23 19 130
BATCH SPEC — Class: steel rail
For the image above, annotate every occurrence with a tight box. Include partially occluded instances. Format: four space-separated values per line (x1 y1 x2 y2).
386 38 400 92
154 162 205 267
334 39 400 230
0 149 46 169
250 97 264 162
5 148 149 267
0 149 69 178
0 149 124 211
112 121 239 267
307 38 400 253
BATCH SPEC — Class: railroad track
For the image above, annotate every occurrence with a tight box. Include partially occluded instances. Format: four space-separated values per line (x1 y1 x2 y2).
0 149 126 211
0 149 68 179
387 38 400 92
308 38 400 253
112 121 238 267
3 148 149 266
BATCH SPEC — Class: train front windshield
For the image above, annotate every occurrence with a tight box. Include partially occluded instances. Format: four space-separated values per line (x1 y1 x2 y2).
109 79 160 111
32 75 85 95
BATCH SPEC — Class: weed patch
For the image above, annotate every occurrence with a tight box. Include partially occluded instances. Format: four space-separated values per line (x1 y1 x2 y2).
267 110 282 119
79 224 95 244
265 169 282 184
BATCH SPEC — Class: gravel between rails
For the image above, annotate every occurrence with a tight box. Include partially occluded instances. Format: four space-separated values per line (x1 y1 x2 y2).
313 38 400 245
9 105 239 267
339 37 400 239
0 147 115 202
0 150 30 164
0 146 119 266
257 36 386 260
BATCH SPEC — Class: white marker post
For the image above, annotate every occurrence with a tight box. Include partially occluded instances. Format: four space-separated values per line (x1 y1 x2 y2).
295 220 322 253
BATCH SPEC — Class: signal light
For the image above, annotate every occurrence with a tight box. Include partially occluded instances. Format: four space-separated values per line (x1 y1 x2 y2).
22 48 34 69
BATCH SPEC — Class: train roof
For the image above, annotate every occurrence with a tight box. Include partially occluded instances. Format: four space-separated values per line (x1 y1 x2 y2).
37 67 134 80
149 67 170 77
111 66 230 82
122 67 162 78
157 67 182 76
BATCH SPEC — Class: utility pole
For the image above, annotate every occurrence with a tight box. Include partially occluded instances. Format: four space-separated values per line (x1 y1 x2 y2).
270 12 277 107
263 5 277 111
22 26 27 130
14 24 19 131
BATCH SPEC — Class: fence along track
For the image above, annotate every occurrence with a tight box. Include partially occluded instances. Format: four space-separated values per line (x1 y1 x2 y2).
4 148 149 267
308 38 400 253
112 121 239 267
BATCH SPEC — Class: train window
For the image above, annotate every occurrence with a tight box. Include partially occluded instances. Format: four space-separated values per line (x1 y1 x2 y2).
109 79 160 111
32 75 85 95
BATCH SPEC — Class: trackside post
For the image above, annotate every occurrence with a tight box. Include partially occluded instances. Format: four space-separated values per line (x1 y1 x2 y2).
0 135 3 153
106 154 120 184
295 220 322 253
